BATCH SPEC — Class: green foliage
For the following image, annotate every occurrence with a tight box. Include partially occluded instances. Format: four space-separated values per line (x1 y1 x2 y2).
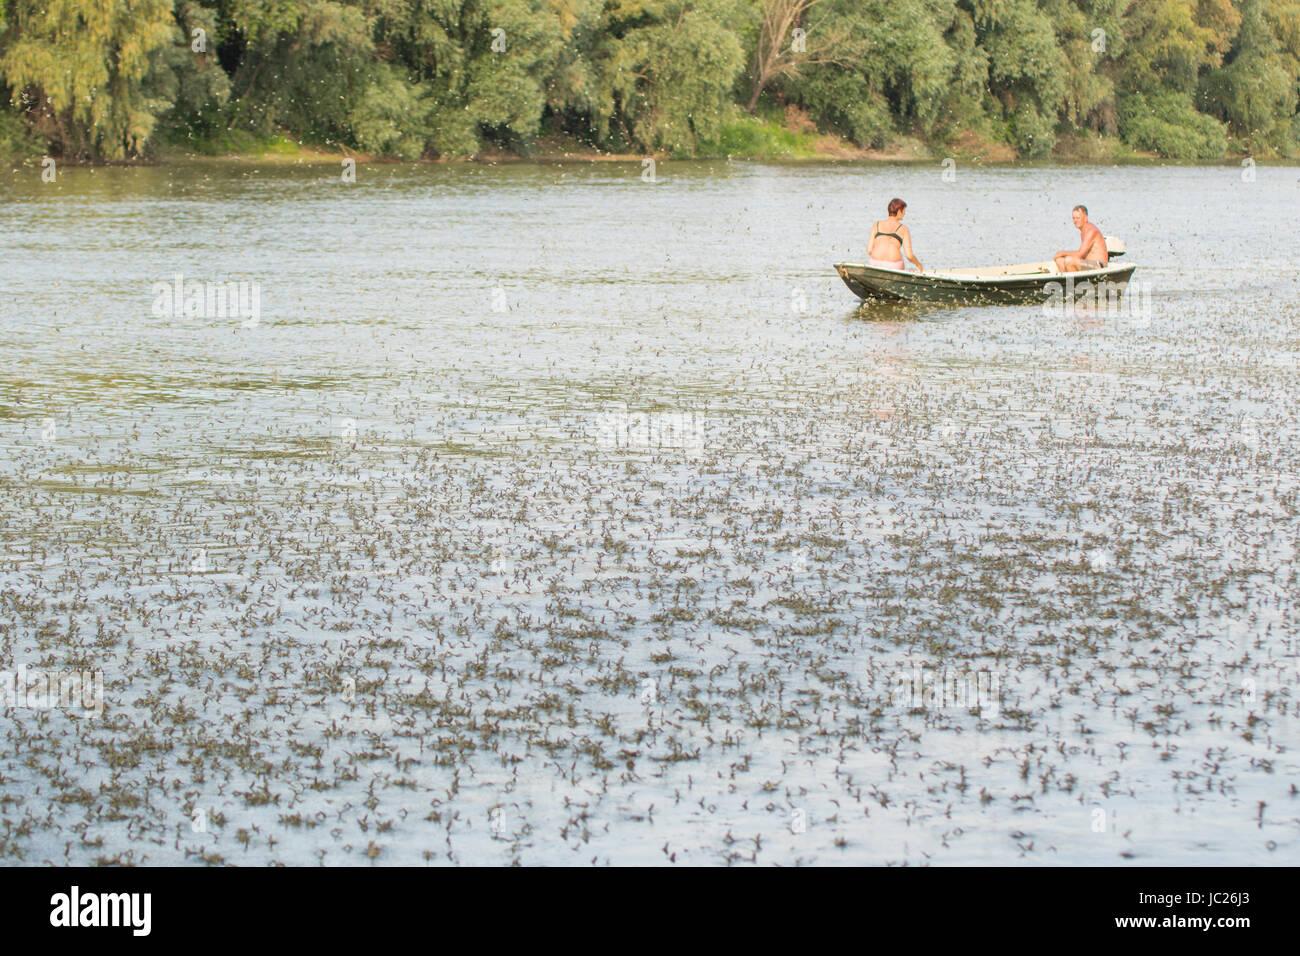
223 0 375 143
145 3 232 142
1119 90 1228 159
981 2 1066 111
1009 99 1057 157
693 110 824 157
590 0 746 155
0 0 1297 161
1043 0 1120 131
1127 0 1240 91
1 0 176 159
0 104 41 158
791 0 972 148
349 63 430 159
162 126 296 155
1200 0 1298 153
370 0 571 157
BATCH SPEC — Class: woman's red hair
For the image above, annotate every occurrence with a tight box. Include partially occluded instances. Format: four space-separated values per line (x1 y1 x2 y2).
888 198 907 217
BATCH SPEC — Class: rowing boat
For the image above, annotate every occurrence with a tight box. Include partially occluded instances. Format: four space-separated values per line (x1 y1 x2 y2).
835 238 1136 306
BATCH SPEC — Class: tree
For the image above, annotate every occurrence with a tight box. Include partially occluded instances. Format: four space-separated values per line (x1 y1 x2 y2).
589 0 746 154
971 0 1070 156
145 2 232 144
1121 0 1240 94
745 0 849 112
369 0 570 158
789 0 970 148
219 0 375 145
1114 0 1240 158
1201 0 1297 153
1 0 1297 162
1 0 176 159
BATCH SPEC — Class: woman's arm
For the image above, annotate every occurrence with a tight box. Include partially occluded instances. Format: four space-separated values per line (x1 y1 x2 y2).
901 226 924 272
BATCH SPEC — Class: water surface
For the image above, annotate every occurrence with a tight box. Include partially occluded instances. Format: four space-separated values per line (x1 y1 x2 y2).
1 160 1297 864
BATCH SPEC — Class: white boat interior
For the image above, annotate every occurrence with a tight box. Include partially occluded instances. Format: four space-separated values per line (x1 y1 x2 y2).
900 237 1130 281
932 260 1062 279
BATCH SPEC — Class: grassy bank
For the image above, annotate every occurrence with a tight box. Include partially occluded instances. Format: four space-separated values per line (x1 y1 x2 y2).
1 114 1272 168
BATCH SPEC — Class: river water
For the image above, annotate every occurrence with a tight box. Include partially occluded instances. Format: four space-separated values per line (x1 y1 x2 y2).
1 159 1297 865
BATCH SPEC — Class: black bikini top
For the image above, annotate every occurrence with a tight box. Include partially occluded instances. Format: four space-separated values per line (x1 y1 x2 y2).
874 220 904 244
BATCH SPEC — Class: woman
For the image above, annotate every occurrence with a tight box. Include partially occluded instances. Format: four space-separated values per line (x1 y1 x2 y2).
868 198 923 273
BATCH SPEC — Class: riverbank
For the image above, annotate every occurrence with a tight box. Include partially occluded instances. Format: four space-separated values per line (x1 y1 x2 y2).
6 113 1263 168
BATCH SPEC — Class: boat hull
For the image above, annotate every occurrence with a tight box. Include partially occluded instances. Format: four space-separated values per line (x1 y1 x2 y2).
834 261 1137 305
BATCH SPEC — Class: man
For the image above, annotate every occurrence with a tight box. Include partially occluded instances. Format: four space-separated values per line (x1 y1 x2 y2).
1053 205 1108 272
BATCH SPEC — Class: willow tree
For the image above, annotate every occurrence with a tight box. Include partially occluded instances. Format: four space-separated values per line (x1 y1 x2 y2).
0 0 176 159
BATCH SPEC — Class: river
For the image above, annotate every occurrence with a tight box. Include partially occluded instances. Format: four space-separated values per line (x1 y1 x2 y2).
1 159 1297 864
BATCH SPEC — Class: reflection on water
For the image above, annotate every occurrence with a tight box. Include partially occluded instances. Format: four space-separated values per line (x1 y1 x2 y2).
1 161 1298 865
850 299 963 323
